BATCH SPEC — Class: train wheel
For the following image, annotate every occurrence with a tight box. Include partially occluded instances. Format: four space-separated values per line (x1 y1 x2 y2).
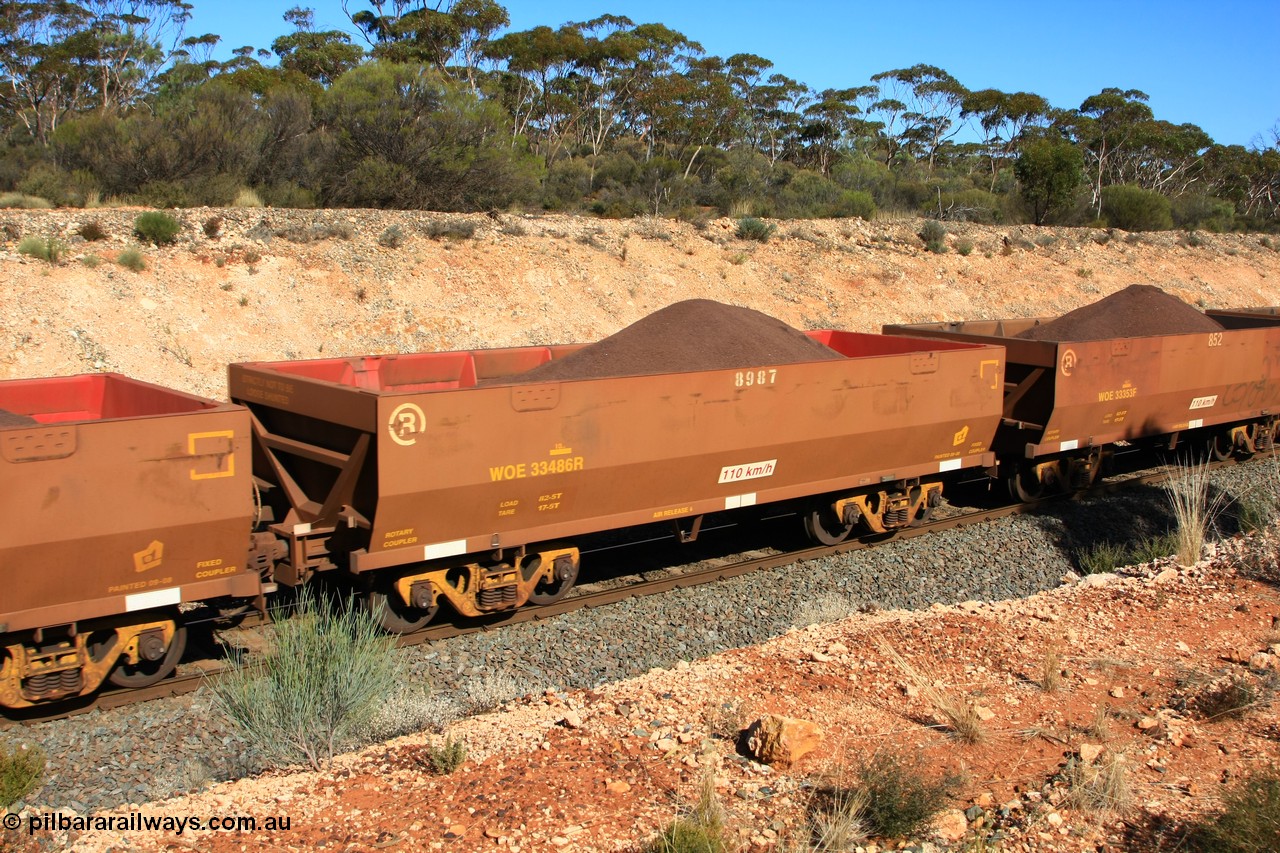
367 585 438 634
528 556 580 606
104 623 188 689
804 504 855 545
1209 432 1235 461
909 504 934 527
1008 466 1045 502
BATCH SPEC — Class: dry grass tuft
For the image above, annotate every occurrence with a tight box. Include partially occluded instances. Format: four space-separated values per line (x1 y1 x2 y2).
1064 750 1131 813
877 637 986 744
1165 458 1229 565
1040 644 1063 693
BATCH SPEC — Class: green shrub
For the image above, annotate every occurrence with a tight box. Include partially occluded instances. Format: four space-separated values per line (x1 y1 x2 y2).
80 254 103 268
422 736 467 774
117 247 147 271
1130 532 1179 564
0 742 45 808
1236 492 1278 533
644 774 727 853
919 219 947 253
1187 766 1280 852
133 211 182 246
1172 194 1235 232
954 237 974 256
853 751 958 839
378 224 406 248
1101 184 1173 231
17 235 66 263
0 191 53 209
736 216 775 242
423 219 477 241
208 587 403 769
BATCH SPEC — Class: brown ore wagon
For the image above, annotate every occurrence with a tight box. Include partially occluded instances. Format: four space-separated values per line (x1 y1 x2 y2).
886 294 1280 499
0 374 261 708
229 330 1005 631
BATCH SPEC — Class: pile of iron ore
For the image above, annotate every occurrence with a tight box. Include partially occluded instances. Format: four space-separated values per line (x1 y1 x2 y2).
1015 284 1223 341
517 299 842 381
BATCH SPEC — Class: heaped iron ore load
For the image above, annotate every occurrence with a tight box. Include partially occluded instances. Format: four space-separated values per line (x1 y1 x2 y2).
228 300 1004 631
886 285 1280 498
0 374 263 707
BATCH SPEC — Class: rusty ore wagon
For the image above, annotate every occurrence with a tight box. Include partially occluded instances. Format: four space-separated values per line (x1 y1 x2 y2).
884 318 1280 499
228 331 1005 632
0 374 264 708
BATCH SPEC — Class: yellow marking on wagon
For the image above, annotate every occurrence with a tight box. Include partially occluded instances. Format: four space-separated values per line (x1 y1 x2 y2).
188 430 235 479
133 540 164 573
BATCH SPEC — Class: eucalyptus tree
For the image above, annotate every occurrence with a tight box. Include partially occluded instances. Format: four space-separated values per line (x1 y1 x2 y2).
870 64 967 171
751 73 809 166
1 0 191 143
795 86 877 176
1068 87 1154 216
272 6 364 87
343 0 508 89
960 88 1052 190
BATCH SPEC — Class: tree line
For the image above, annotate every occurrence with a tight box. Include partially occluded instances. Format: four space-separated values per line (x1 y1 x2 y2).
2 0 1278 230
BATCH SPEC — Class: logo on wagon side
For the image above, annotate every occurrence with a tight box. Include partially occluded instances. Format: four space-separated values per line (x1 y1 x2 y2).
1060 348 1078 377
134 540 164 573
388 403 426 446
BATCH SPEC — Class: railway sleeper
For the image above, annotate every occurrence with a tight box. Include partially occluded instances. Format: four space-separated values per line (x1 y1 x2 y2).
391 546 581 621
0 618 179 709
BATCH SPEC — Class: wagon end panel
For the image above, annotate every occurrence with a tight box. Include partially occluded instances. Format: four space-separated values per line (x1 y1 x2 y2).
0 375 257 633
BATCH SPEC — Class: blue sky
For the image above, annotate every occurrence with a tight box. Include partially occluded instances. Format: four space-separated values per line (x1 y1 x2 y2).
188 0 1280 148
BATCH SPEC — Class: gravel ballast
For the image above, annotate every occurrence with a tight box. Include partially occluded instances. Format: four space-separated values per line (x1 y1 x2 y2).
4 459 1276 816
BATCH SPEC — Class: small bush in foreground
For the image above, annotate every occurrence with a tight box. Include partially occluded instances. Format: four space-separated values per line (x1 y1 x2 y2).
208 587 403 770
1166 459 1229 565
1190 673 1270 722
1064 749 1130 812
423 219 477 241
17 235 65 263
919 219 947 253
117 247 146 271
1187 766 1280 852
77 220 108 241
134 211 181 246
736 216 775 243
644 773 728 853
422 735 467 775
853 751 958 839
0 741 45 808
378 224 406 248
0 192 52 209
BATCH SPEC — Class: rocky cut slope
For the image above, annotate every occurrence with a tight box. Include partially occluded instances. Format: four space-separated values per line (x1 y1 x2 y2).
2 208 1280 399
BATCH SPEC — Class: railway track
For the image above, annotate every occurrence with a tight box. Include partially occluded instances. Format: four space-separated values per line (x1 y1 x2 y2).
0 453 1257 729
